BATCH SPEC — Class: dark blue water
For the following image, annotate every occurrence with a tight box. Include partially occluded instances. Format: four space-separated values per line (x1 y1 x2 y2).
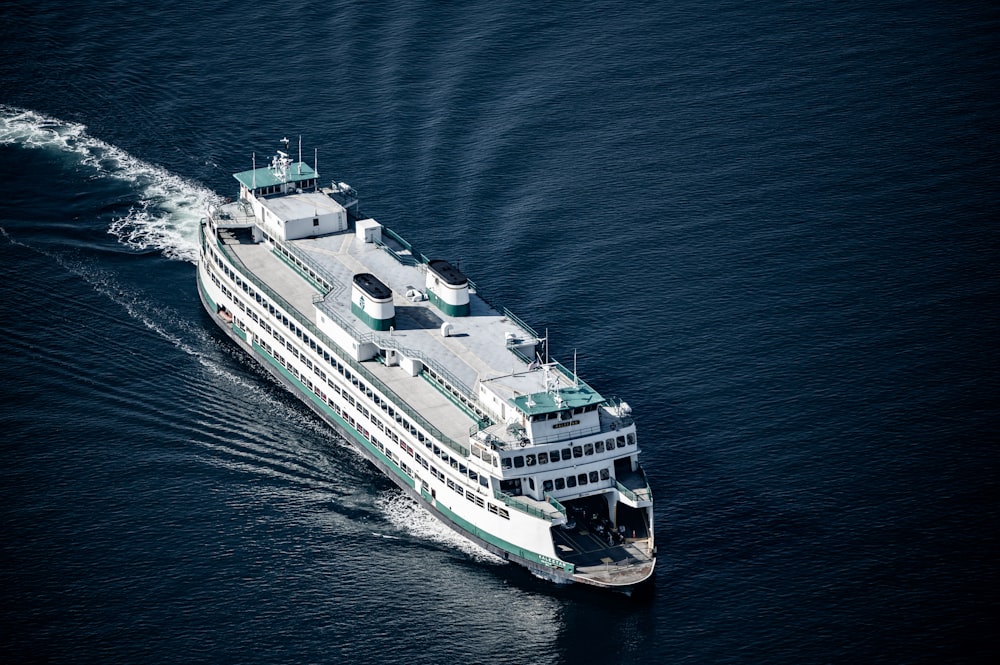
2 1 998 662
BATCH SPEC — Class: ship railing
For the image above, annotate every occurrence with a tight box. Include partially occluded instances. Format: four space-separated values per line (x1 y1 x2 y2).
615 478 653 506
465 277 497 313
468 418 493 436
312 294 372 344
212 203 255 226
620 466 653 499
507 345 534 365
477 410 636 449
210 232 467 457
615 481 639 504
373 238 421 267
371 334 474 400
493 490 558 521
522 423 604 447
376 227 431 266
603 396 635 427
270 236 482 422
544 493 568 517
501 308 539 340
269 235 341 296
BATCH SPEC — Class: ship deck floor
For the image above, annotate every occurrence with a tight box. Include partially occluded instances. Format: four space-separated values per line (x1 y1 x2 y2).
224 234 480 446
297 228 529 394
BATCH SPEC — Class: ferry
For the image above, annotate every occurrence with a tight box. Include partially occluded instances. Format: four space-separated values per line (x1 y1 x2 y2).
196 139 655 590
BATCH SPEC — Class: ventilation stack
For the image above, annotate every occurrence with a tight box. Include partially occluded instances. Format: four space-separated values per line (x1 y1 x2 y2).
425 259 470 317
351 273 395 331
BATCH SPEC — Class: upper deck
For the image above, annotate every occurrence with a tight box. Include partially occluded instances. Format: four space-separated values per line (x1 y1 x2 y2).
209 175 634 454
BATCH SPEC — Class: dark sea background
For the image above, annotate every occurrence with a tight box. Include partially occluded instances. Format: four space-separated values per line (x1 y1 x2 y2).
2 1 998 662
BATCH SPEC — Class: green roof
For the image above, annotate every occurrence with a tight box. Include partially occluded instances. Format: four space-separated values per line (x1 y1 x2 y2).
234 162 316 190
511 385 604 416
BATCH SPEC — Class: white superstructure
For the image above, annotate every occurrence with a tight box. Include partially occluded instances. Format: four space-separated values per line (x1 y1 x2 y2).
196 143 655 589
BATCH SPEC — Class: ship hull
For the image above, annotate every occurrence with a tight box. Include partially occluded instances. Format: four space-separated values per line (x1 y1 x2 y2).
196 266 653 590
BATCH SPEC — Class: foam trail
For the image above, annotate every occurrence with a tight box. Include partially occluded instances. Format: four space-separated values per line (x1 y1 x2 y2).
374 491 505 564
0 105 220 263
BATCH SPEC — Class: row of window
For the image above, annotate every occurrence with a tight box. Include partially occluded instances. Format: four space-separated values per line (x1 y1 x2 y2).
529 404 600 423
217 267 630 515
209 247 500 514
254 179 316 197
311 367 506 520
212 242 483 466
502 433 636 471
213 258 626 513
499 467 612 498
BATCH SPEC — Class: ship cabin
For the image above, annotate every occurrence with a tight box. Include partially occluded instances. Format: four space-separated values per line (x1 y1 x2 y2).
232 151 350 242
510 383 605 443
475 365 643 504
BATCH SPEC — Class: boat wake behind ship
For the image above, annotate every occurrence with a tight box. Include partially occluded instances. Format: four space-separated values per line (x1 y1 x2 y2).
196 140 656 590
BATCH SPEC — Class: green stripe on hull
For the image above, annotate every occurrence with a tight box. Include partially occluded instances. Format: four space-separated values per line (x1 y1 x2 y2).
251 339 414 490
197 271 217 312
248 339 569 574
432 500 574 574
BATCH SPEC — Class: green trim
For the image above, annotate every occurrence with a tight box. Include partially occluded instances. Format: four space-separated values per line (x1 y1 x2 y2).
427 290 470 317
207 217 467 456
250 340 569 573
197 270 217 312
234 162 315 190
233 324 247 341
434 500 574 574
251 339 415 490
271 248 325 292
511 384 604 417
351 302 395 331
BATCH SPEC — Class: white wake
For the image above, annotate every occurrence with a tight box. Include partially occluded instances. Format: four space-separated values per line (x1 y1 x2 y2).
0 105 220 263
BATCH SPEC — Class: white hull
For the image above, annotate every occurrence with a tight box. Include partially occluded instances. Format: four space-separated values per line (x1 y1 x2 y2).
195 146 655 589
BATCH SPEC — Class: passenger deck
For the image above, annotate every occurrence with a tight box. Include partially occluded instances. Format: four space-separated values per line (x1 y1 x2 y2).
219 225 481 446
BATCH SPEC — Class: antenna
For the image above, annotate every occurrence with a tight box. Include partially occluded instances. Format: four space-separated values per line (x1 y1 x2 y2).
574 349 578 387
298 135 302 174
252 152 256 190
544 328 549 364
314 148 319 191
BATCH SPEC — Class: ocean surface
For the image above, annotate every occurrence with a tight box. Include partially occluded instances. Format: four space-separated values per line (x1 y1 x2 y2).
2 1 997 662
